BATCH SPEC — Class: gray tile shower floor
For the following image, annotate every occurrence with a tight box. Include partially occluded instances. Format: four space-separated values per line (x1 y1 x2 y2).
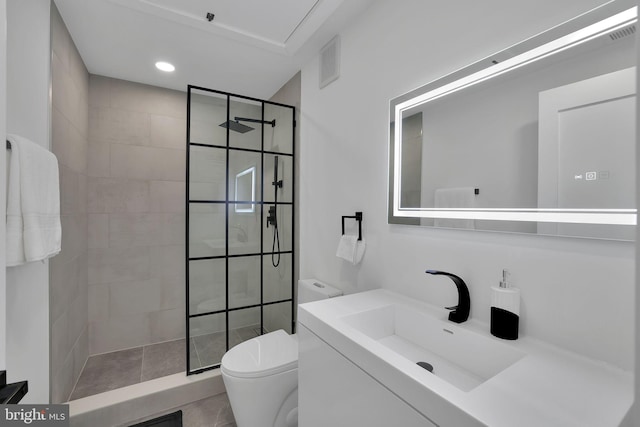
70 325 262 401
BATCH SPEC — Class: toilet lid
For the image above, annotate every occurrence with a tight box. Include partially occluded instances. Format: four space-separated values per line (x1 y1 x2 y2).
221 329 298 379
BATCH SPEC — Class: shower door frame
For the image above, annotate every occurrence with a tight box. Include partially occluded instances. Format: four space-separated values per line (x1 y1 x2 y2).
185 85 296 375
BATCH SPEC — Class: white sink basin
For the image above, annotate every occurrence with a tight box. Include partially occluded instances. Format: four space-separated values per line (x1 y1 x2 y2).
299 289 633 426
340 304 525 391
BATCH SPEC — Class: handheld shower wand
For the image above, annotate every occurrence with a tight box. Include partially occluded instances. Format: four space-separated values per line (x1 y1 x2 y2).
269 156 283 267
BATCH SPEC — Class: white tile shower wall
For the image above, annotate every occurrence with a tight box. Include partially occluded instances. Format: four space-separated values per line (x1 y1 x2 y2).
87 76 187 354
50 2 90 403
299 0 635 371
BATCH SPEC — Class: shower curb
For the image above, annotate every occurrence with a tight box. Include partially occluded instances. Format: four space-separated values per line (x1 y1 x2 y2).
68 370 224 427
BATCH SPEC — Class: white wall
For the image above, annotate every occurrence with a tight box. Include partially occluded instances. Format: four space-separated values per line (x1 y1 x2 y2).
299 0 635 372
0 0 6 371
634 0 640 423
6 0 51 403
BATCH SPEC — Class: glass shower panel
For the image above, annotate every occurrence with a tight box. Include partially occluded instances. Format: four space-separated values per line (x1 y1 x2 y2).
188 203 225 258
229 97 262 151
263 153 293 203
263 253 292 303
229 307 261 349
228 256 261 309
189 90 227 146
264 102 294 154
189 258 225 315
187 86 295 374
188 338 200 371
189 312 226 370
227 204 260 256
189 145 226 201
262 204 293 253
264 302 293 334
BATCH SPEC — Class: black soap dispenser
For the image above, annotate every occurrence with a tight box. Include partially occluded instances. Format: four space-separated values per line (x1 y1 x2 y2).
490 269 520 340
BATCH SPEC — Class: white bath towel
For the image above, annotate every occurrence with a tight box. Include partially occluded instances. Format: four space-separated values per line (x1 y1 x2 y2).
6 134 61 266
434 187 476 230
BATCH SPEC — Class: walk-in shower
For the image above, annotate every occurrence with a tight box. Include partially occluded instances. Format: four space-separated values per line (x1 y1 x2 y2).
186 86 296 374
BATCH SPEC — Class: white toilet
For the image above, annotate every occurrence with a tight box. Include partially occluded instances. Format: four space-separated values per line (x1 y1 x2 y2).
221 279 343 427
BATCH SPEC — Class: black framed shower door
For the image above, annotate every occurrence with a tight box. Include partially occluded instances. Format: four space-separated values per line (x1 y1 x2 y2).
185 85 296 374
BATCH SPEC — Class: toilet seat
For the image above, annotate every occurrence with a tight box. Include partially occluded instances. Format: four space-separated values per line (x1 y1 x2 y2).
221 330 298 379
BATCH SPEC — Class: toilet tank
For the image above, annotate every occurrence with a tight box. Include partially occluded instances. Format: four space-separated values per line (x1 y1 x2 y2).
298 279 343 304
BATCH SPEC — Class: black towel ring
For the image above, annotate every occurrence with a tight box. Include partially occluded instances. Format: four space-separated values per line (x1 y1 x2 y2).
341 212 363 241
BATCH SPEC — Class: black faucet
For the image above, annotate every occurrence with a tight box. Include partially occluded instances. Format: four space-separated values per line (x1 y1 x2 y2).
425 270 470 323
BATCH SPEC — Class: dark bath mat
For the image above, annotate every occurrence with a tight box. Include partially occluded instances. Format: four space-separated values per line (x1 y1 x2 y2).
129 410 182 427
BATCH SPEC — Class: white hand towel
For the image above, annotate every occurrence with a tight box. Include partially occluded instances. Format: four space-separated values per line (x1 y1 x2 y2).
336 235 357 263
336 236 366 265
353 238 366 265
6 134 61 266
434 187 476 229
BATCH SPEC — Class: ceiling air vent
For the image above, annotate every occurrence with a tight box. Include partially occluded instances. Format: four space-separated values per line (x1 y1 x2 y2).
609 24 635 41
319 35 340 89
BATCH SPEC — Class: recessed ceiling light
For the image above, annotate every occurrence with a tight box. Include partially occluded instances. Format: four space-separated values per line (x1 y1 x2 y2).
155 61 175 72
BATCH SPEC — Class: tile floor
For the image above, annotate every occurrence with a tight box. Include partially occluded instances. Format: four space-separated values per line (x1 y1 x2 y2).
69 338 185 400
69 325 263 400
128 393 236 427
171 393 236 427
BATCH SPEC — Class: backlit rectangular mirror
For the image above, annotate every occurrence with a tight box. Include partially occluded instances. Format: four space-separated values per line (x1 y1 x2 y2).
388 3 637 240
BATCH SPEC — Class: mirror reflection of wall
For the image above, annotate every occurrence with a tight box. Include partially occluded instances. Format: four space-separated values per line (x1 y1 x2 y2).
538 67 635 240
410 31 635 211
400 113 423 209
387 117 422 226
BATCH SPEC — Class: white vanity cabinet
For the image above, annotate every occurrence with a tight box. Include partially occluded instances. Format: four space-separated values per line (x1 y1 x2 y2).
298 324 437 427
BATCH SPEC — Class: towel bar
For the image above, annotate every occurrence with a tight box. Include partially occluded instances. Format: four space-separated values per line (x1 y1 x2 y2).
342 212 363 241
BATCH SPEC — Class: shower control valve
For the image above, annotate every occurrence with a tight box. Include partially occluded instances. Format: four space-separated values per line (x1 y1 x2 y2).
266 206 277 228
